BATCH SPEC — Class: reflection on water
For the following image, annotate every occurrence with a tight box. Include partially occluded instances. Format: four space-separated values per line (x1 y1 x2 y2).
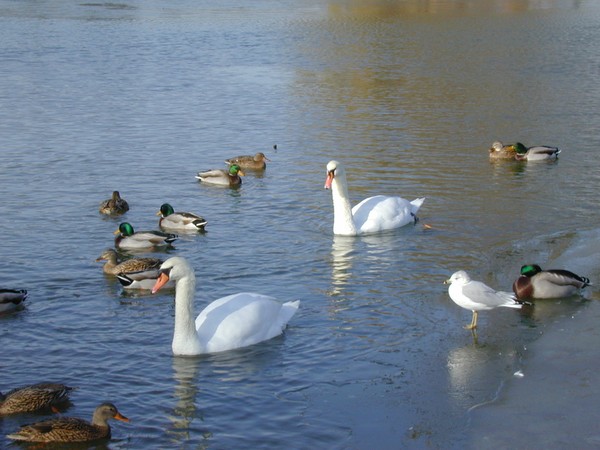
168 357 205 446
1 0 600 448
447 341 521 411
329 235 356 298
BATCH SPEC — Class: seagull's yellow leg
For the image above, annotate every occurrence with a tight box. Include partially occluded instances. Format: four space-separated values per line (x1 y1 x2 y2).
464 311 478 330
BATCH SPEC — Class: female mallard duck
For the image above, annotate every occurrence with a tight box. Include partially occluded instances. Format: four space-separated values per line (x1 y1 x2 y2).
195 164 244 187
152 257 300 355
513 142 561 161
99 191 129 215
95 249 173 290
324 160 425 236
7 402 129 443
1 383 73 415
225 152 270 170
445 270 523 330
513 264 590 300
114 222 177 250
489 141 517 160
157 203 208 232
0 289 27 313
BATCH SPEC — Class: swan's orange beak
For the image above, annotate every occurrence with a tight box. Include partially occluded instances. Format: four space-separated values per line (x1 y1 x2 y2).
324 171 334 189
114 412 130 423
152 273 171 294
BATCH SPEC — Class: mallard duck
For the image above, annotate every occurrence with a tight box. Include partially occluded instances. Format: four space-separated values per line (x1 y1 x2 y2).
157 203 207 232
512 142 561 161
95 249 172 290
114 222 177 250
195 164 244 187
225 152 270 170
0 383 73 415
0 289 27 313
324 160 424 236
99 191 129 215
489 141 517 160
152 257 300 355
445 271 523 330
7 402 129 443
96 249 163 276
513 264 590 300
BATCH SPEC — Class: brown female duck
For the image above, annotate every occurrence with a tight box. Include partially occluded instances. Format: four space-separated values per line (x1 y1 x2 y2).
0 382 74 415
225 152 270 170
7 402 129 443
99 191 129 215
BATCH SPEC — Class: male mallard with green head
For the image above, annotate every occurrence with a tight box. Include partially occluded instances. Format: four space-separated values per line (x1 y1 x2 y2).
195 164 244 187
513 264 590 300
512 142 561 161
157 203 207 232
114 222 177 250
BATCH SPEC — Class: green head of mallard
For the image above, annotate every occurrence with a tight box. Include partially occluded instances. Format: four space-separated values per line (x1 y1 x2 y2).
159 203 175 217
513 142 528 154
228 164 244 176
116 222 135 236
520 264 542 277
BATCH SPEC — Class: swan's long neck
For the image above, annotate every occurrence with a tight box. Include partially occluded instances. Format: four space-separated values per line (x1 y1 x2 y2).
173 271 203 355
331 174 357 236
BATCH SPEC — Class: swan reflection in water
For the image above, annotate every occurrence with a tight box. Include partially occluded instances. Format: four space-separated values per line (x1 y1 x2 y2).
329 236 357 298
167 343 293 447
167 357 207 445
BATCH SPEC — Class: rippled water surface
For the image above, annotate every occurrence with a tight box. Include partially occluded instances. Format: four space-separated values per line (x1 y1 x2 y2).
1 1 600 448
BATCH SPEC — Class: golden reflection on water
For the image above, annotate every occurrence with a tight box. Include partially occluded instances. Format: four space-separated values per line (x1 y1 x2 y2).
327 0 584 19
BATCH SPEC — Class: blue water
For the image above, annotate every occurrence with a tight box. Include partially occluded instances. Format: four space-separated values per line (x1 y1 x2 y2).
1 1 600 448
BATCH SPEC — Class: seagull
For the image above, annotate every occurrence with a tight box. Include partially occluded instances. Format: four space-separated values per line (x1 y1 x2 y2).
444 270 524 330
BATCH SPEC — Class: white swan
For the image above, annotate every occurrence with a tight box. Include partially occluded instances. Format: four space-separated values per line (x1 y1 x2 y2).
324 160 425 236
151 257 300 356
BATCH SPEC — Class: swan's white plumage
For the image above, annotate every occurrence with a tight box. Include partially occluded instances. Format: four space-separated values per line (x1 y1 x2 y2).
152 257 299 356
324 160 424 236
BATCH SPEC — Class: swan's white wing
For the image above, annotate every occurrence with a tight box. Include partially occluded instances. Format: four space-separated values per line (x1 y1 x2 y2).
195 293 299 353
352 195 419 234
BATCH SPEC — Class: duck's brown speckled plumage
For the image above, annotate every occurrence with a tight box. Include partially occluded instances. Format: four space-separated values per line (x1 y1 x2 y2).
7 402 129 443
513 264 590 300
96 249 163 276
225 152 270 170
0 383 74 415
99 191 129 215
489 141 517 160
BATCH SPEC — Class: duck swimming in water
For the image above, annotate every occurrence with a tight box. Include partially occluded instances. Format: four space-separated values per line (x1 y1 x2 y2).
512 264 590 300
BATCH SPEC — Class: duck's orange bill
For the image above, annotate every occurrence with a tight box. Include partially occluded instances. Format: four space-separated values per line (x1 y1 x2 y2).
324 172 334 189
152 273 170 294
115 412 130 423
